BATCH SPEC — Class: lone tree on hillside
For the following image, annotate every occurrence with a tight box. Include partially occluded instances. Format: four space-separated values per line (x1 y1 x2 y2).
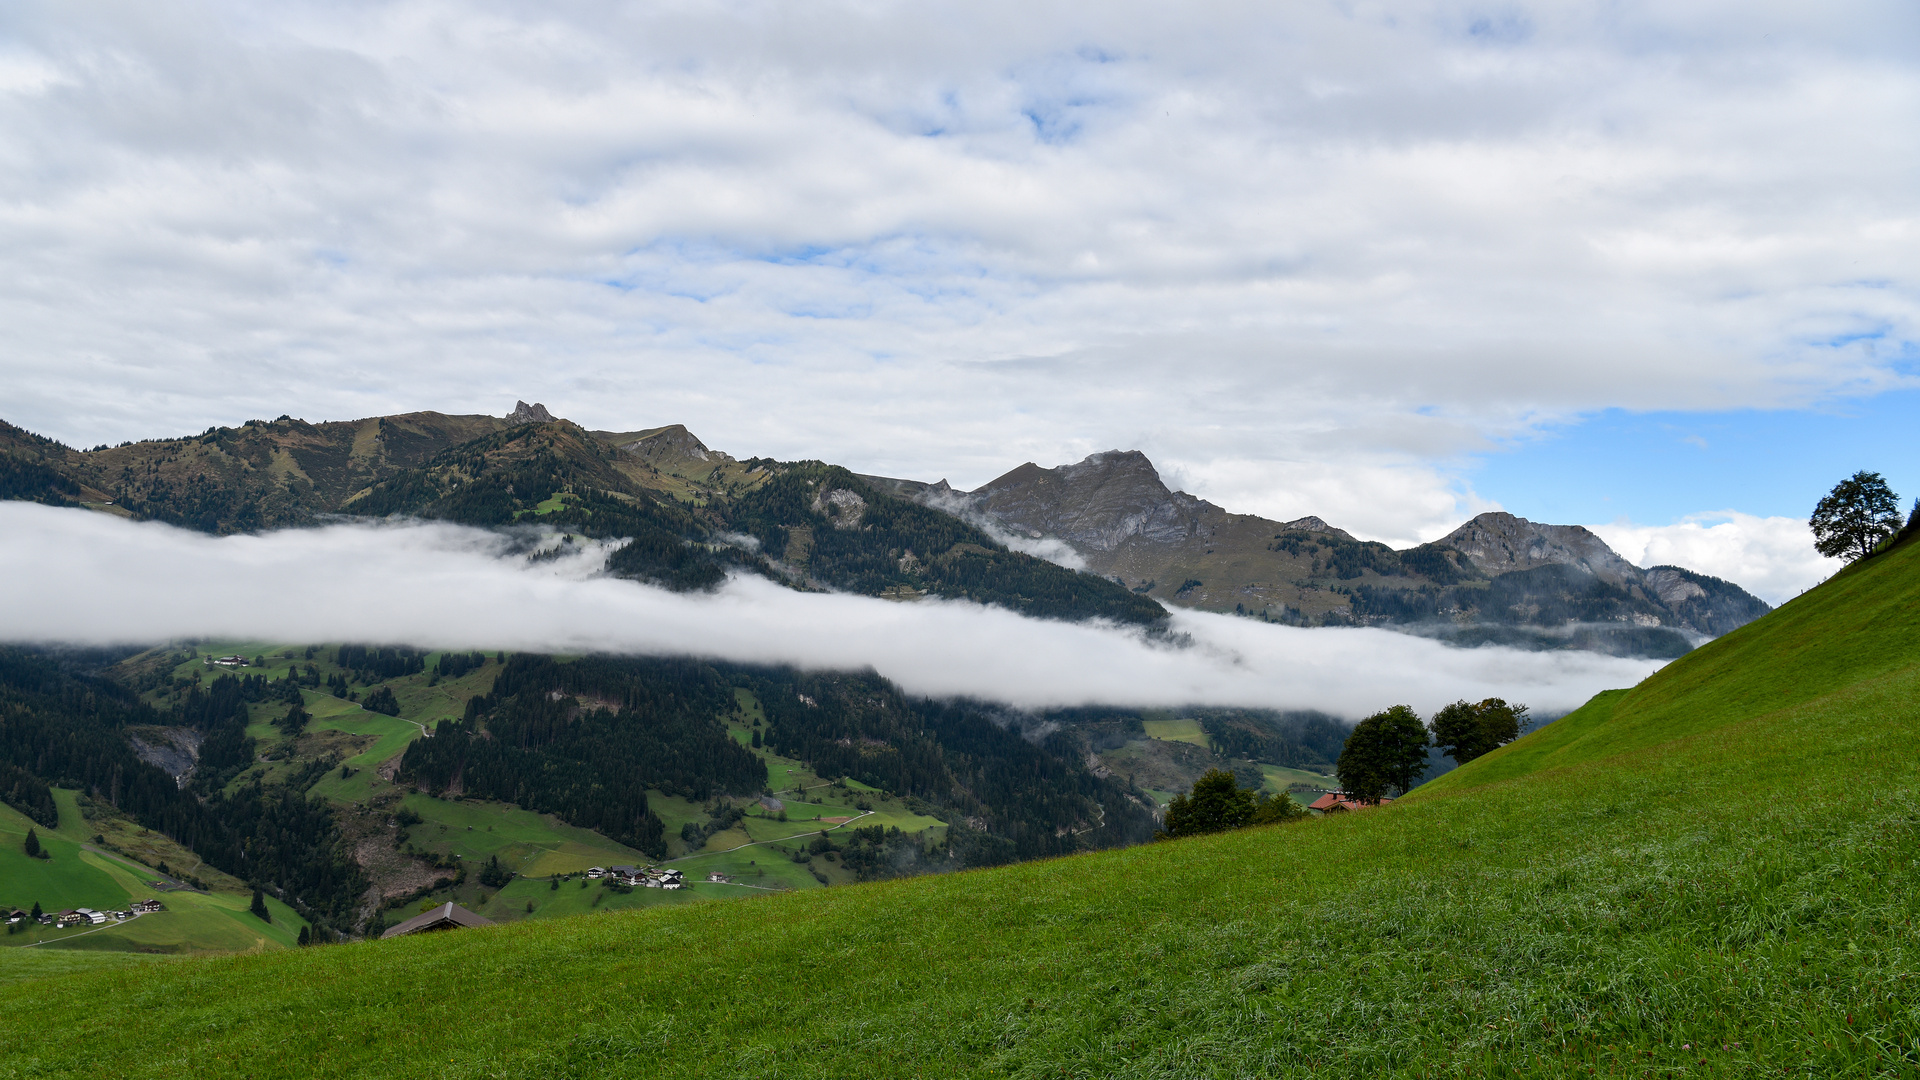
23 827 42 859
1811 471 1902 563
249 887 270 922
1337 705 1431 804
1159 769 1255 838
1429 698 1530 766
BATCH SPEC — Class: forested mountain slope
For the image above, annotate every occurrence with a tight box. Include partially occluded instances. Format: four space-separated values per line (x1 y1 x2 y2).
5 468 1915 1077
0 639 1171 946
0 404 1163 625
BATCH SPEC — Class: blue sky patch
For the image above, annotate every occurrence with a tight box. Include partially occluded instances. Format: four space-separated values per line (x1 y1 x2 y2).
1469 390 1920 525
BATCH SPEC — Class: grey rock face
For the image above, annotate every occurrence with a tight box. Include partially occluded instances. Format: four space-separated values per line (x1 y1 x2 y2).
1278 516 1354 540
1641 565 1775 637
1439 512 1644 587
814 487 868 528
127 727 202 789
965 450 1222 553
505 400 556 425
617 423 711 463
1643 566 1708 608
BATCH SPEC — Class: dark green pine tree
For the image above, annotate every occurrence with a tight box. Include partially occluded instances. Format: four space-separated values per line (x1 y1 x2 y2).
23 828 41 859
297 925 310 946
249 887 270 922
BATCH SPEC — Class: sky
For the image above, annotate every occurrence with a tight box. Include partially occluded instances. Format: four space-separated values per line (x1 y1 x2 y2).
0 503 1661 719
2 0 1917 603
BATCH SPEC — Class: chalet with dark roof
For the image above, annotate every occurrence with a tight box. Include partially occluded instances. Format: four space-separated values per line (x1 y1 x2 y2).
379 902 494 940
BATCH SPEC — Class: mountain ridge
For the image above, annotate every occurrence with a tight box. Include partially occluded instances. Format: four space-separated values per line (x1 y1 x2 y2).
868 448 1771 656
1 406 1770 652
0 405 1167 628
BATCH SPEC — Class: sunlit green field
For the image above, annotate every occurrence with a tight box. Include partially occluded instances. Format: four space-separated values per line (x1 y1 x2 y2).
1139 716 1210 746
4 526 1916 1076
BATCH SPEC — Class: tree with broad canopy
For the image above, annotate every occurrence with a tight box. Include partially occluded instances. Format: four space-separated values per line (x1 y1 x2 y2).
1811 471 1901 563
1337 705 1431 804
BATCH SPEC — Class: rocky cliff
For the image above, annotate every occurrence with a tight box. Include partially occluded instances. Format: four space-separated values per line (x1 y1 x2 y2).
1438 512 1643 587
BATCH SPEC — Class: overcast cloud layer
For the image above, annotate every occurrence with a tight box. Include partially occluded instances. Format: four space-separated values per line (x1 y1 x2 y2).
2 1 1914 589
0 504 1658 718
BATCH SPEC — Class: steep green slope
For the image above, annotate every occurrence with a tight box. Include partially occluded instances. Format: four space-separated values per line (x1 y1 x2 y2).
4 530 1918 1075
1412 525 1920 797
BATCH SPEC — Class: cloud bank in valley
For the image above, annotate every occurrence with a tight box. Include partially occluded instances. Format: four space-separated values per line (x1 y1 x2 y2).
0 504 1659 718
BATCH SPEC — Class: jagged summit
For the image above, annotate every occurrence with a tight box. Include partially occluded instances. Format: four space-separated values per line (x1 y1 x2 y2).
870 447 1773 655
1278 516 1353 540
505 401 556 425
967 450 1226 553
1439 511 1643 587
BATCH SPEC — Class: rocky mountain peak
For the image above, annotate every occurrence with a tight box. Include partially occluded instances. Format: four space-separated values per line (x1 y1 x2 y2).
966 450 1224 553
506 401 556 425
1278 515 1354 541
1440 511 1643 586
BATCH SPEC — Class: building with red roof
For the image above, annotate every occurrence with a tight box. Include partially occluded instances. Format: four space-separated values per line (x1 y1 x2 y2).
1308 791 1393 812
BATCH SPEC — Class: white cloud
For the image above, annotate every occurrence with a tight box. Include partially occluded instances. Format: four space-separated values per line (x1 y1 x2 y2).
1589 512 1842 605
0 1 1914 539
920 488 1088 569
0 503 1658 717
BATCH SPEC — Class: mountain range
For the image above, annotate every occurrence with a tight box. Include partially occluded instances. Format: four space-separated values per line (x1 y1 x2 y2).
869 451 1770 656
2 403 1770 657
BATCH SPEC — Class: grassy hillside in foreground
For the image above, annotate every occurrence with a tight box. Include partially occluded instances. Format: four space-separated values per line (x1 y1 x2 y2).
1409 529 1920 801
3 540 1919 1077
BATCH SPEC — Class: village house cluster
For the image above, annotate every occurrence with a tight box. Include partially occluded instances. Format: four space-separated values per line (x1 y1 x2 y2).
8 898 164 930
585 865 686 889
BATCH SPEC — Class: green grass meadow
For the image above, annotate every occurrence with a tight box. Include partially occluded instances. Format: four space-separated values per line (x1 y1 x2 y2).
1140 717 1210 747
1 789 307 961
7 537 1919 1076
